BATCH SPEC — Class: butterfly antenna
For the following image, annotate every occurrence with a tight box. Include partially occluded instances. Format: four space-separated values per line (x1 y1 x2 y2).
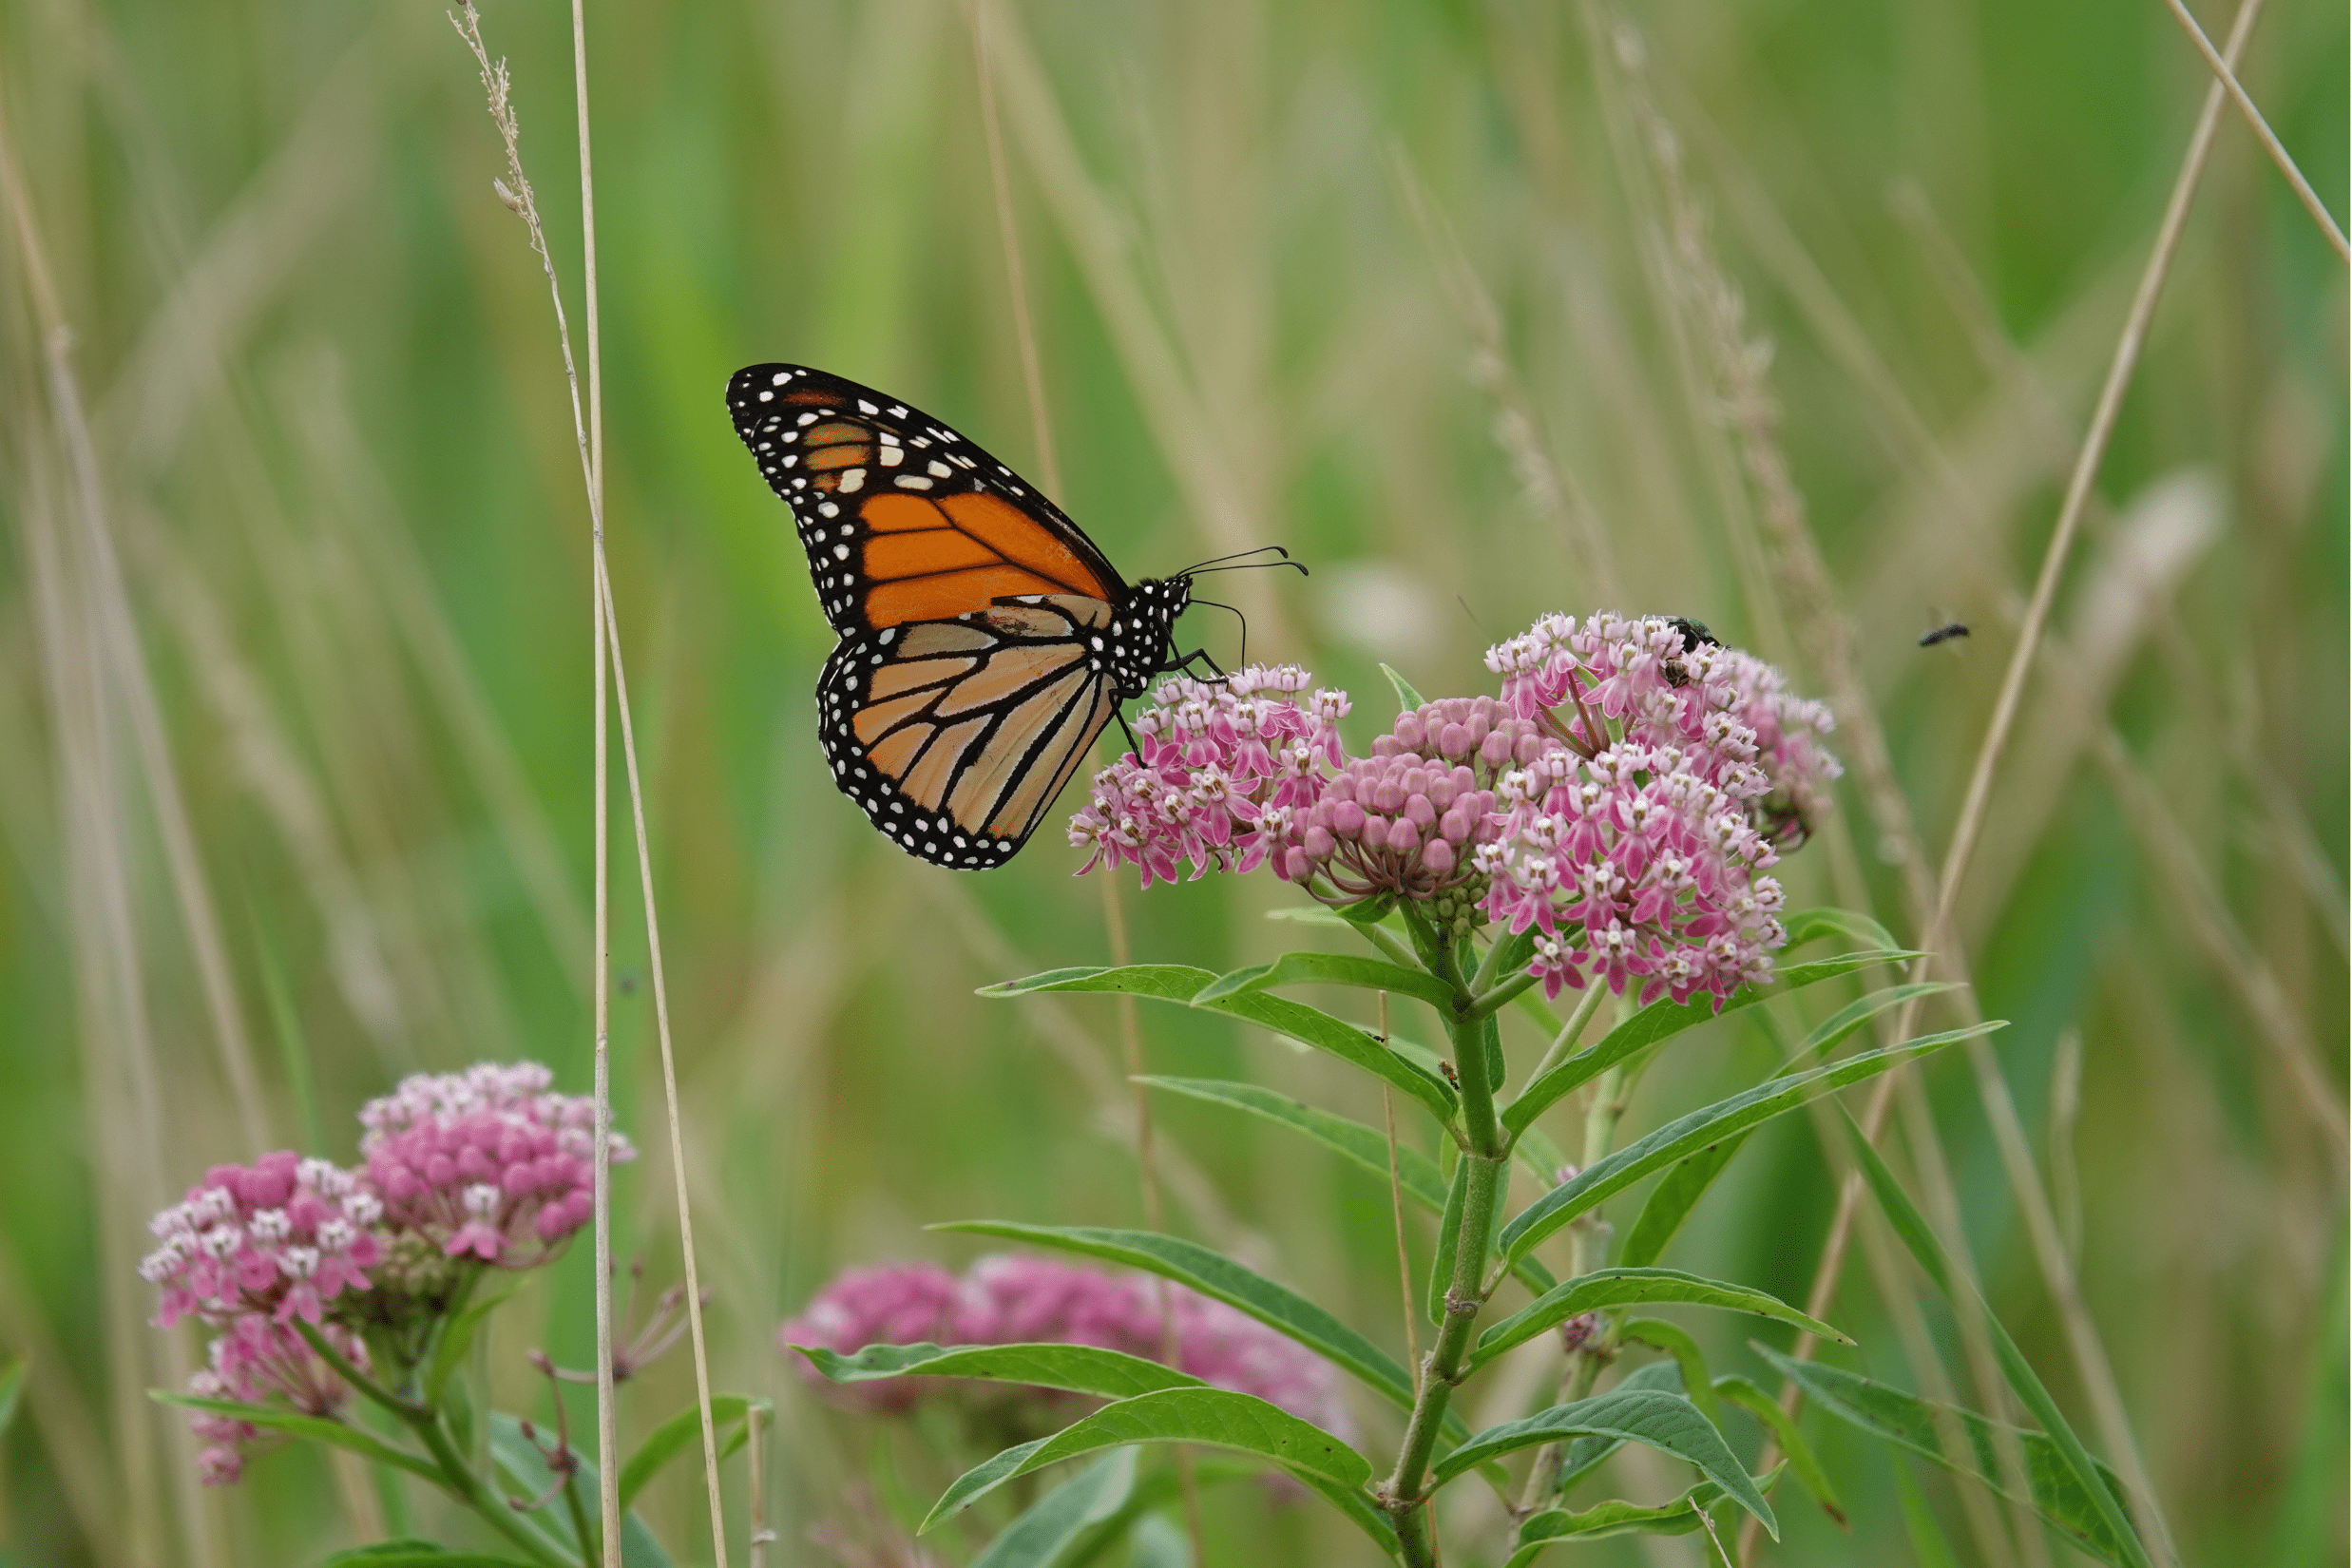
1188 597 1249 668
1176 545 1310 578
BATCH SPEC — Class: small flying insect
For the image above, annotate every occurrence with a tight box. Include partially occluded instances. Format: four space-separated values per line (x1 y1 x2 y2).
1919 621 1970 648
1661 616 1718 687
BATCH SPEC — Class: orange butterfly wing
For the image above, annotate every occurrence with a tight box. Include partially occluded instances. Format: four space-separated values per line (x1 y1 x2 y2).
727 365 1182 869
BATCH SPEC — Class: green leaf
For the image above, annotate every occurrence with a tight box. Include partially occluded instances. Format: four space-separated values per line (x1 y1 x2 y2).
1469 1269 1850 1372
980 964 1217 1004
0 1358 23 1440
989 964 1459 1123
1893 1458 1964 1568
1616 1319 1719 1425
150 1392 439 1483
1835 1119 2152 1568
1138 1077 1446 1209
793 1341 1198 1402
1499 1023 1998 1266
1138 1077 1557 1300
1615 982 1955 1270
488 1414 672 1568
1381 662 1427 710
1504 1477 1757 1565
919 1387 1392 1553
319 1548 538 1568
1332 893 1399 926
1426 1153 1472 1328
1430 1387 1775 1539
1713 1374 1846 1528
1779 906 1900 953
932 1223 1446 1437
1754 1348 2138 1567
1501 949 1920 1138
425 1279 522 1407
1187 988 1459 1124
1557 1361 1685 1494
1194 951 1456 1013
616 1393 766 1512
969 1448 1137 1568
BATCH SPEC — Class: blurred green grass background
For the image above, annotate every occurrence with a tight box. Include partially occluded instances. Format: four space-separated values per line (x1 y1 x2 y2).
0 0 2342 1562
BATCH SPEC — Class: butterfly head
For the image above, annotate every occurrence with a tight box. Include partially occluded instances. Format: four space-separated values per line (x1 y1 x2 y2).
1112 575 1195 698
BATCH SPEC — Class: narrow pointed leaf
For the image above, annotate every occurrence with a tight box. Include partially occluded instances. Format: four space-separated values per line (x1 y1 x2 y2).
1616 983 1955 1269
1779 907 1901 953
1194 951 1456 1013
1502 949 1921 1138
793 1341 1198 1402
1556 1360 1686 1494
1836 1119 2152 1568
931 1222 1450 1438
980 965 1217 1004
1755 1348 2136 1567
425 1279 522 1406
150 1392 439 1482
1188 988 1459 1121
1501 1023 1999 1266
320 1552 537 1568
1504 1475 1764 1565
1713 1374 1846 1526
1431 1387 1775 1538
1469 1269 1848 1371
918 1387 1391 1553
1381 662 1427 710
986 966 1458 1121
615 1393 767 1512
1617 1319 1719 1424
1138 1078 1446 1208
969 1448 1137 1568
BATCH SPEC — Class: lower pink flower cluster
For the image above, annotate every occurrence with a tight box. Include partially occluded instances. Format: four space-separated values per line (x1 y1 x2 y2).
780 1255 1355 1443
143 1061 627 1485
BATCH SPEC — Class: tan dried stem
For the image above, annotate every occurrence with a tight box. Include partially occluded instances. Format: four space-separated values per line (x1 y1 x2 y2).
2157 0 2348 263
449 5 728 1559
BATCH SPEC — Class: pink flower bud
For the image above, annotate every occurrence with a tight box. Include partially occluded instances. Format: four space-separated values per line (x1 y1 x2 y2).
1441 808 1471 843
1331 799 1366 838
1427 775 1457 810
1361 815 1391 851
1481 729 1513 766
1395 713 1426 750
1405 794 1436 830
1303 825 1335 857
1283 847 1312 880
1389 817 1421 854
1327 774 1357 803
1372 778 1406 813
1423 839 1455 875
1370 735 1401 757
1516 731 1542 764
1465 710 1491 747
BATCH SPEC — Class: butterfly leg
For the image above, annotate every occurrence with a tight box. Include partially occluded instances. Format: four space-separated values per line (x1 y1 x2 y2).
1167 646 1228 682
1112 708 1143 764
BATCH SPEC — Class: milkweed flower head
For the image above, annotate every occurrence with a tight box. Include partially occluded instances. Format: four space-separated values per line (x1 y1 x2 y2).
143 1060 634 1485
780 1254 1353 1443
358 1061 631 1272
1068 663 1348 889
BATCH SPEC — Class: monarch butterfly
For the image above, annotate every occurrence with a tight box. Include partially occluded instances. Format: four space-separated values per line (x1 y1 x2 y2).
725 363 1288 870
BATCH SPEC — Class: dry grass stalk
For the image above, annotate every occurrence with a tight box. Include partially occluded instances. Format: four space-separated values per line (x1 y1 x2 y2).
449 3 727 1558
2157 0 2349 264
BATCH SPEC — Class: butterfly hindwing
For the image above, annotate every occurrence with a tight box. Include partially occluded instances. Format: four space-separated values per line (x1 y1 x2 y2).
816 600 1123 868
725 364 1125 638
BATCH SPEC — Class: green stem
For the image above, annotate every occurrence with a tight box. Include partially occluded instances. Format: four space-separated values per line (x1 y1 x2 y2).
413 1413 576 1568
1512 1062 1633 1518
293 1317 572 1568
1518 982 1609 1094
560 1463 599 1568
1462 967 1541 1025
1359 919 1423 975
1383 954 1511 1564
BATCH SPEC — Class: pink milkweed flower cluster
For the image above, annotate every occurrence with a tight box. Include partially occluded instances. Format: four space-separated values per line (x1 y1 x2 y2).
1068 664 1348 888
139 1152 381 1485
780 1254 1354 1443
1484 612 1841 847
358 1061 631 1269
1477 736 1788 1006
141 1152 382 1331
1277 698 1538 901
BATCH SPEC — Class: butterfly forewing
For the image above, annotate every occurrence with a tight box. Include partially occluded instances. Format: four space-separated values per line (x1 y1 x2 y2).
725 364 1125 636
